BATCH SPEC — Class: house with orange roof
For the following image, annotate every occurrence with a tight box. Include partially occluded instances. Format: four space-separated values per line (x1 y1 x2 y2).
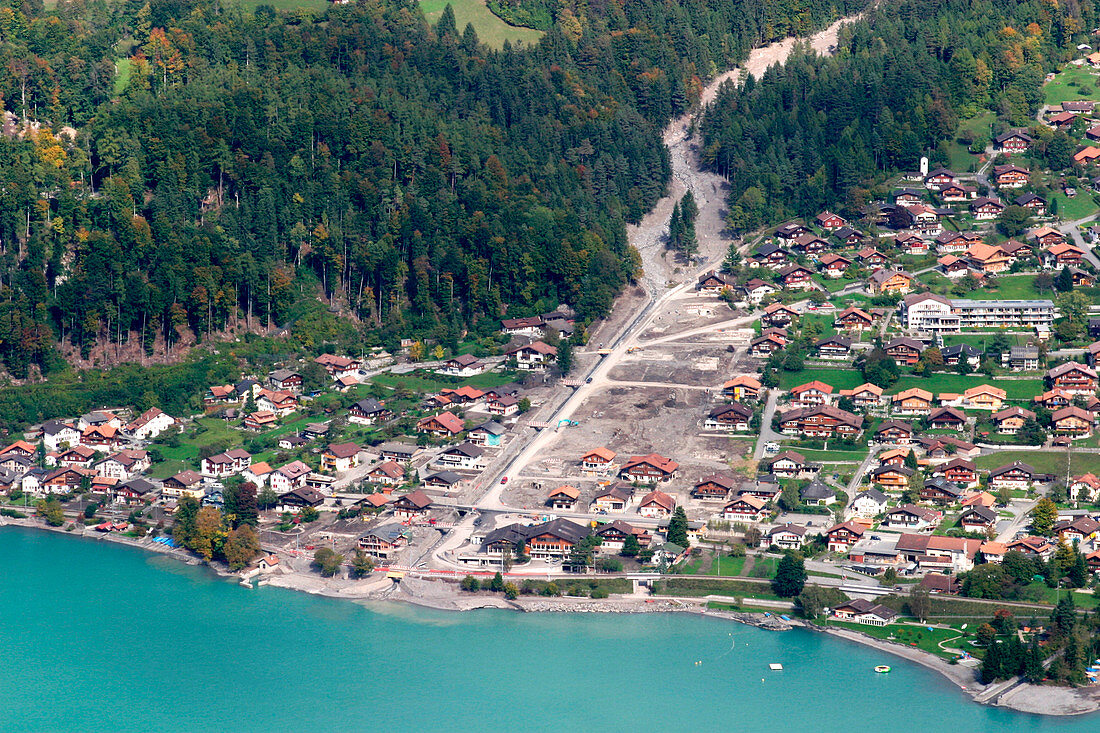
789 380 834 407
722 375 762 402
1051 406 1095 438
620 454 679 484
638 489 677 518
960 384 1007 411
581 447 616 475
1074 145 1100 163
966 243 1011 274
868 268 915 295
1070 473 1100 503
547 485 581 510
243 411 278 430
416 411 466 438
1043 242 1085 268
834 306 874 331
892 388 934 416
839 383 884 409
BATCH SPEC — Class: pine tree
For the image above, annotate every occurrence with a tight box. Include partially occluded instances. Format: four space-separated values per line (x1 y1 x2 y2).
1024 638 1045 683
666 506 690 547
772 553 807 598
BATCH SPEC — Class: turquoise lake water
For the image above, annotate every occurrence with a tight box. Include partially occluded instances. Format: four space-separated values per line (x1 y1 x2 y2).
0 526 1097 732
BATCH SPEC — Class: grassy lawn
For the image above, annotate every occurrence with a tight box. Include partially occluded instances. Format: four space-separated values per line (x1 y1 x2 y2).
791 447 868 462
801 312 837 338
153 417 241 466
778 368 865 391
958 274 1049 301
114 59 132 95
1050 189 1099 221
655 577 783 602
973 450 1100 475
942 333 1028 349
944 112 995 172
419 0 543 48
891 374 1042 400
820 619 972 660
1044 64 1100 106
371 369 515 394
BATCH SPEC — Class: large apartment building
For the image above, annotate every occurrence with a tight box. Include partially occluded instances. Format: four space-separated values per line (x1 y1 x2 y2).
901 293 1056 332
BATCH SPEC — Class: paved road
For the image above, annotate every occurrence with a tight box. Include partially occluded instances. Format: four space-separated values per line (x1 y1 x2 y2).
1058 214 1100 270
753 390 783 459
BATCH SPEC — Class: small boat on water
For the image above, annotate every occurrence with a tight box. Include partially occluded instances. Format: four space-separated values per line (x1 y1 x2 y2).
874 665 891 674
769 663 783 671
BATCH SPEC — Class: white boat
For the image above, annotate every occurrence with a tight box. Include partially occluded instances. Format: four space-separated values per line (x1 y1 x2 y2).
769 663 783 671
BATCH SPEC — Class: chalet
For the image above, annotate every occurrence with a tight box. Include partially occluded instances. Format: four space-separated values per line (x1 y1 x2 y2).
275 487 325 513
41 420 80 452
1065 100 1097 114
367 461 406 486
392 490 433 520
256 389 299 416
815 211 847 230
937 255 970 279
748 242 792 269
989 461 1045 491
591 483 632 513
500 316 545 337
1028 225 1064 248
741 278 777 304
348 398 392 426
269 461 312 494
722 375 763 402
935 232 971 255
992 164 1030 188
1002 346 1040 371
162 470 205 499
941 343 983 367
831 599 898 627
620 454 679 484
467 421 506 447
487 395 521 417
763 524 808 550
800 479 837 506
321 443 362 473
894 533 981 573
870 464 913 489
878 448 911 467
124 408 176 440
1033 388 1074 409
720 494 767 522
884 338 923 366
201 449 251 478
434 443 486 471
692 474 737 500
704 403 753 432
959 505 998 531
767 450 814 479
1000 239 1034 261
868 268 914 295
1008 536 1054 559
79 410 121 429
80 425 121 451
1055 517 1100 545
204 385 237 407
958 384 1007 411
547 485 580 510
1071 473 1100 503
874 420 914 445
777 264 815 291
833 226 864 247
935 458 979 489
967 243 1010 274
839 383 884 410
57 445 96 468
849 488 889 521
1051 406 1095 437
905 203 942 235
242 462 273 486
777 405 863 439
506 341 557 370
992 406 1036 435
938 182 976 201
924 167 956 189
314 354 361 379
834 307 874 331
883 504 940 531
594 520 650 553
749 333 787 357
894 188 925 205
789 380 834 407
268 369 303 393
825 521 866 552
739 479 781 503
524 519 589 560
638 489 676 518
969 197 1005 220
761 302 799 327
581 447 617 475
1048 111 1077 127
791 234 831 256
993 129 1033 154
1043 242 1085 268
357 524 411 560
774 222 811 241
961 491 996 508
697 270 737 293
896 233 930 255
1070 267 1096 287
416 411 465 438
1047 362 1098 396
814 336 852 360
892 387 933 415
439 353 486 378
114 477 159 506
856 247 889 268
422 471 463 491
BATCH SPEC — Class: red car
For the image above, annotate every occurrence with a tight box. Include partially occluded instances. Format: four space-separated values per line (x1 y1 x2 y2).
500 476 509 484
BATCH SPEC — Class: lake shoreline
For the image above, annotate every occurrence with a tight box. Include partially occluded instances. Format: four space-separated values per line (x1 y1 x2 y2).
4 518 1097 718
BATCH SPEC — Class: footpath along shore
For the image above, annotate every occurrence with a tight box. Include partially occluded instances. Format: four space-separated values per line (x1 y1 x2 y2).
4 517 1099 717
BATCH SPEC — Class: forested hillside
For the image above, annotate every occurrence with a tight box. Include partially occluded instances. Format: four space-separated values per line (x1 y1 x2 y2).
700 0 1095 232
0 0 864 380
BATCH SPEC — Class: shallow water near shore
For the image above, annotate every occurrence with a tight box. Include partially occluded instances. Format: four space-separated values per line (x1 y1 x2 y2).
0 526 1094 732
